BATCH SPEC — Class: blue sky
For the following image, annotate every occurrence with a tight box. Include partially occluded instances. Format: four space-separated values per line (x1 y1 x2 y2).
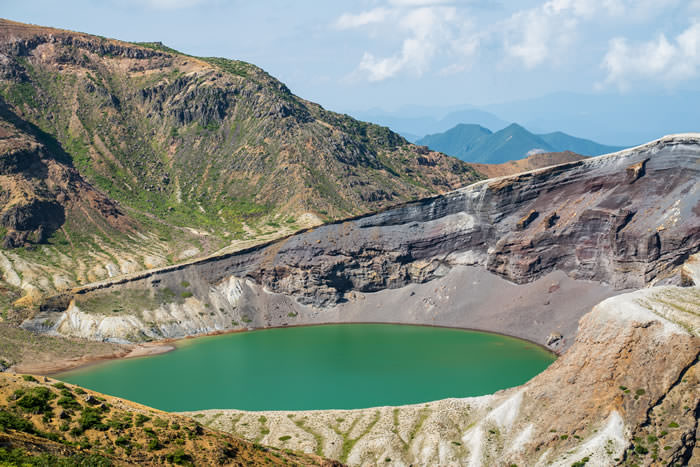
3 0 700 142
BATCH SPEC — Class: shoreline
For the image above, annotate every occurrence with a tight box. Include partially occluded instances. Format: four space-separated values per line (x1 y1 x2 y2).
12 342 177 376
23 320 559 377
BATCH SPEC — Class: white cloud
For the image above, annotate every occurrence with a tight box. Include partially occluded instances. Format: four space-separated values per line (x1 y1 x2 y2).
388 0 455 5
335 8 390 30
336 3 476 82
502 0 629 69
601 21 700 89
336 0 700 87
123 0 209 9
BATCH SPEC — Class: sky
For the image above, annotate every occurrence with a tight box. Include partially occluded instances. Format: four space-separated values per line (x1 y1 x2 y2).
3 0 700 141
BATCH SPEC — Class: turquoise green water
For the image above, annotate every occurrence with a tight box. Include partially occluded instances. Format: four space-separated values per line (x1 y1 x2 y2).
56 324 555 412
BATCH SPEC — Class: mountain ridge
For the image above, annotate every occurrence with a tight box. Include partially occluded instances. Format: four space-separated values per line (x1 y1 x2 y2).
418 122 624 163
0 18 481 304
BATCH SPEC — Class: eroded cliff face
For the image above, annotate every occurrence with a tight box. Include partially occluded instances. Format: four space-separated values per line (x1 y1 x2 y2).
0 105 130 248
26 134 700 350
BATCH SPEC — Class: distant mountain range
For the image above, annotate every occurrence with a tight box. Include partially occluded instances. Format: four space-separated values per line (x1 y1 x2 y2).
347 91 700 147
417 123 625 164
351 107 509 142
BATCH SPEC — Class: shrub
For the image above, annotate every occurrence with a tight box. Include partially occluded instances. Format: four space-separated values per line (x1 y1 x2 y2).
180 291 193 298
166 447 192 465
0 410 35 434
153 417 169 428
668 422 679 428
15 387 55 414
57 395 81 411
135 414 150 426
634 444 649 455
279 435 291 441
79 437 91 450
78 407 107 431
147 437 161 451
21 375 37 383
115 436 130 447
108 414 133 431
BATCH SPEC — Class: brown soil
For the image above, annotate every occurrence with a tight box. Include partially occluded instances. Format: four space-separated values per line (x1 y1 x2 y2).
468 150 587 178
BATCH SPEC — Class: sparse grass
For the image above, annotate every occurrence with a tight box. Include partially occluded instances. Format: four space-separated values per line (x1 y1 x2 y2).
291 417 325 456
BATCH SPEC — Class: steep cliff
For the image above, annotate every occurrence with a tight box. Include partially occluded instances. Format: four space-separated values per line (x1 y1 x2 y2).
23 134 699 353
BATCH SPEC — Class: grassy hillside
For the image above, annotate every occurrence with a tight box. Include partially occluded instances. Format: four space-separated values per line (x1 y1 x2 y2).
0 18 481 305
0 372 338 466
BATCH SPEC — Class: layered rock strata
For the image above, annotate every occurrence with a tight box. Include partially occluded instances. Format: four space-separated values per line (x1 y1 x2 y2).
26 134 700 351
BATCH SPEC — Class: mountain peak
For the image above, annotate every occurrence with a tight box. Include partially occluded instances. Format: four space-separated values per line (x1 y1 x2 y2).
418 121 627 164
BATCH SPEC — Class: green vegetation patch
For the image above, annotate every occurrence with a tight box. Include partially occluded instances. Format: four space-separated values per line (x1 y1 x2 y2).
13 387 56 415
0 447 112 467
0 409 36 434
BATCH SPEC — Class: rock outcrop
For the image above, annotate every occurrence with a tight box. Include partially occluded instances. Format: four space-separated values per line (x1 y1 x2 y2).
0 104 130 248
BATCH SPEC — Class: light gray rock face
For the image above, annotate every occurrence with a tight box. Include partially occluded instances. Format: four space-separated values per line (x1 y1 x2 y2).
29 135 700 349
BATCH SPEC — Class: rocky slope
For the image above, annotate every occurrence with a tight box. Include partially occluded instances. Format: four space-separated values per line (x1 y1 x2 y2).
0 372 340 466
22 134 700 354
0 18 480 305
190 284 700 466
